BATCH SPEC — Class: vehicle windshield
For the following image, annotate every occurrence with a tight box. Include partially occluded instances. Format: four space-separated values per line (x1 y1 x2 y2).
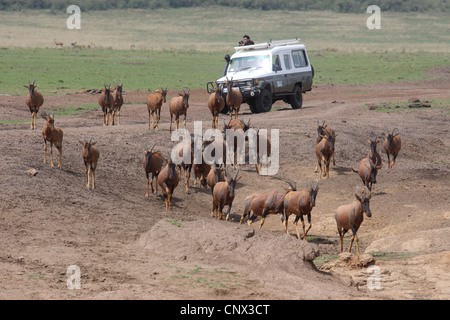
228 55 270 73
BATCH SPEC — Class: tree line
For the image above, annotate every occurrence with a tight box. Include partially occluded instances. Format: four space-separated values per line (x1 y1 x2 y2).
1 0 448 12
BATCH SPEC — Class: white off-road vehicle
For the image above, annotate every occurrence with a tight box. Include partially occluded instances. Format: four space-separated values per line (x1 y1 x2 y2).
207 38 314 113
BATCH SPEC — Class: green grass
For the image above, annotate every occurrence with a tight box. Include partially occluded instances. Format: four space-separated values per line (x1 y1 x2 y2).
0 48 448 96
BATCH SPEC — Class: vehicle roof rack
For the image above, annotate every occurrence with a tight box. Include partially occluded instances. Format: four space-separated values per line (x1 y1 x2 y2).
234 38 302 52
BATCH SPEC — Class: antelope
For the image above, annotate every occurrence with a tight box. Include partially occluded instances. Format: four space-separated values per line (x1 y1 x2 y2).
147 86 168 129
143 143 163 196
283 180 319 240
212 167 240 221
41 112 63 169
224 117 251 131
24 79 44 130
241 180 296 229
79 137 99 190
383 128 401 168
111 80 124 125
353 157 378 191
174 140 194 194
157 151 180 210
315 120 336 170
335 186 372 257
315 129 335 179
193 151 212 188
169 88 190 134
54 39 63 48
98 84 114 126
255 129 272 175
206 160 225 195
225 78 243 119
367 137 382 170
207 82 225 129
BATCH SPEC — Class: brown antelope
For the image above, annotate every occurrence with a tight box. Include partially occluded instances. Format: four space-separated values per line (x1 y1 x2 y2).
98 84 114 126
193 151 212 188
315 120 336 170
174 140 194 194
335 186 372 257
225 78 243 119
353 157 378 191
24 79 44 130
283 180 319 240
157 151 180 210
207 82 225 129
383 128 401 168
212 167 240 221
54 39 63 48
169 88 190 134
241 180 296 229
147 86 168 129
143 143 163 196
224 117 251 131
206 160 225 195
79 137 99 190
111 80 124 125
315 129 335 179
41 112 63 169
367 137 382 170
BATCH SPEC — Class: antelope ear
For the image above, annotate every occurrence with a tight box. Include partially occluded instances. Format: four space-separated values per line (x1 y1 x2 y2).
23 85 28 88
78 140 84 145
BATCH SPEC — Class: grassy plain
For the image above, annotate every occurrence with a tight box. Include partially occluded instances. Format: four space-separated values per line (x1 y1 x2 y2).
0 8 449 95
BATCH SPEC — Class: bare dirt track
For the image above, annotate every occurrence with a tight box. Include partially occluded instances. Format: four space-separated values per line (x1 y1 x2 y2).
0 75 449 300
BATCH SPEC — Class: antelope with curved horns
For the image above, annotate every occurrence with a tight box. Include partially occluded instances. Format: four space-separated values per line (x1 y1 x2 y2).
24 79 44 130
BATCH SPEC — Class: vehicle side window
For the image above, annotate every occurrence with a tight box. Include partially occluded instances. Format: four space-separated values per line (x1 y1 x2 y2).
272 55 282 71
283 54 292 70
292 50 308 68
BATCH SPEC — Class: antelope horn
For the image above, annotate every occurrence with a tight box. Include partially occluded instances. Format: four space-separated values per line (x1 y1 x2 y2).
284 179 297 191
121 79 123 86
225 165 232 180
315 179 319 190
233 168 239 180
32 79 36 85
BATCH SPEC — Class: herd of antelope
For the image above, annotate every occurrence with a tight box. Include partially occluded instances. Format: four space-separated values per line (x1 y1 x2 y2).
24 78 402 257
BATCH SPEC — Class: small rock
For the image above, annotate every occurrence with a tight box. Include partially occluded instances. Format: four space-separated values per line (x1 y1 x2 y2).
27 168 38 176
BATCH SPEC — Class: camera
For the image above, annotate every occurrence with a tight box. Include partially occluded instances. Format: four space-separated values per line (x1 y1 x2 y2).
239 41 244 45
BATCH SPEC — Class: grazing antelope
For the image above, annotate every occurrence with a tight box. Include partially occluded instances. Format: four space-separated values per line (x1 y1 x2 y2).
212 167 240 221
207 82 225 129
383 128 401 168
169 88 190 134
98 84 114 126
111 80 124 125
79 137 99 190
157 151 180 210
147 86 168 129
225 78 243 119
143 143 163 196
315 129 335 179
24 79 44 130
283 180 319 240
353 157 378 191
335 186 372 257
315 120 336 170
241 180 296 229
41 112 63 169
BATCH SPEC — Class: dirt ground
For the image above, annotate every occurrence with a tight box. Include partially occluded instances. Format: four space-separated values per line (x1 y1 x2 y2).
0 71 449 301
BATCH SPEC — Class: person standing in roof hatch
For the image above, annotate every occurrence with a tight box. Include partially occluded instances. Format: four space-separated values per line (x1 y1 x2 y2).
239 35 254 46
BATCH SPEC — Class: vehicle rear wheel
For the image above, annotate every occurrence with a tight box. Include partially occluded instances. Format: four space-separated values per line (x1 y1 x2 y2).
255 89 272 113
248 100 258 113
289 85 303 109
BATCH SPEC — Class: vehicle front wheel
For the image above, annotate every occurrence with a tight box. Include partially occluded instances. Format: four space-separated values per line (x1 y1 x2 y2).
255 88 272 113
289 85 303 109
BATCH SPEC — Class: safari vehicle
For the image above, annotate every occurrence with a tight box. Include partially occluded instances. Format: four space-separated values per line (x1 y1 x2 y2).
207 38 314 113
